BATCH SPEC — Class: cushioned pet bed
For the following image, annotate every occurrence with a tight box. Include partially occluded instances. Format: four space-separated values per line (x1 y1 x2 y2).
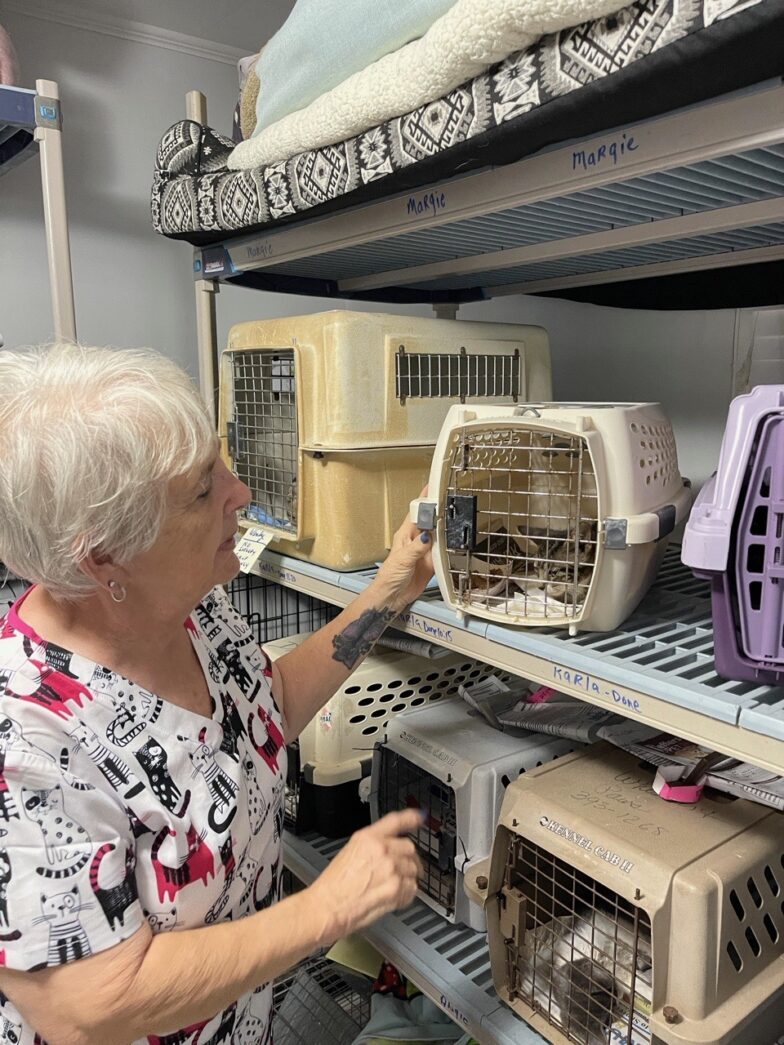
151 0 784 248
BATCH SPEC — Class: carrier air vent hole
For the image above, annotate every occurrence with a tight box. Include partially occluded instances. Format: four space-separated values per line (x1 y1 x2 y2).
761 468 771 498
410 697 425 707
379 694 395 704
367 683 383 692
750 582 763 611
751 506 769 535
745 927 762 957
391 703 406 712
763 914 778 943
764 865 780 896
727 941 743 972
748 876 763 909
747 545 765 575
361 726 378 736
730 890 746 921
349 715 366 724
345 685 361 695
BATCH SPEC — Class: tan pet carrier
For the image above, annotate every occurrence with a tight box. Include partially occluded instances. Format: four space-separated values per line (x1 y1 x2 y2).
412 402 691 632
219 311 551 569
466 745 784 1045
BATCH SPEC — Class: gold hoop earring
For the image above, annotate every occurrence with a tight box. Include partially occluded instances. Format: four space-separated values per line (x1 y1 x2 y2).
107 579 127 604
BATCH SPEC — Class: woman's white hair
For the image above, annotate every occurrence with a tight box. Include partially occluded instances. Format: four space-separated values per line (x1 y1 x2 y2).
0 343 217 600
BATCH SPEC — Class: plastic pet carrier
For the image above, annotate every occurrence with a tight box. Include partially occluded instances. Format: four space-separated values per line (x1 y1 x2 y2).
371 699 575 931
682 385 784 684
219 311 551 569
466 745 784 1045
265 631 512 838
413 403 691 633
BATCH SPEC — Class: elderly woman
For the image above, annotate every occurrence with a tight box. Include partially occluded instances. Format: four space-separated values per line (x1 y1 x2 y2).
0 343 431 1045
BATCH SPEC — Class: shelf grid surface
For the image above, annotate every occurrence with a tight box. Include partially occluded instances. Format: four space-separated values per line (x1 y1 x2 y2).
266 146 784 287
252 544 784 775
283 829 547 1045
208 83 784 301
0 85 38 175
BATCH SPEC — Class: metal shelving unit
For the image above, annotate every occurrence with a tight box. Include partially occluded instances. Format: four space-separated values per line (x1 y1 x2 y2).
283 829 548 1045
1 79 76 342
185 78 784 408
253 545 784 776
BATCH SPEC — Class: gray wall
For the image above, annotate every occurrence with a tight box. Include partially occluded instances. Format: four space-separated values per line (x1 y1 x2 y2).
3 4 779 490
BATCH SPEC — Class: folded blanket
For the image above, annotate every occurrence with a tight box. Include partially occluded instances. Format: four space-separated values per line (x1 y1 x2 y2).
253 0 457 134
228 0 630 171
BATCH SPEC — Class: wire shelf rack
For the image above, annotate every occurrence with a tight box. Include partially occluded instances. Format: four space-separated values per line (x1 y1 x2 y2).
272 952 372 1045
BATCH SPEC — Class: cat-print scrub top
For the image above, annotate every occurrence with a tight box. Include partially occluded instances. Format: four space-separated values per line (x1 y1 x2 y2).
0 584 287 1045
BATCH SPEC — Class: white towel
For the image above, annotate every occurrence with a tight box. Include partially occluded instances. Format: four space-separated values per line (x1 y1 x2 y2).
228 0 630 171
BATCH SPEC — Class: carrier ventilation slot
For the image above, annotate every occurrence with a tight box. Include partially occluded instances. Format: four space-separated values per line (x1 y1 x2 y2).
378 747 457 916
395 347 520 404
230 348 298 531
502 836 652 1045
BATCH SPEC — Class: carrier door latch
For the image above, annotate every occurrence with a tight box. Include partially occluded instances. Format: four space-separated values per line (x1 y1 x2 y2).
499 886 527 947
445 495 477 551
226 421 241 461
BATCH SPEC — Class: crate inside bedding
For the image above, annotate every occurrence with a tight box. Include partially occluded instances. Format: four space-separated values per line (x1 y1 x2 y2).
371 698 575 931
471 744 784 1045
683 385 784 684
219 311 551 570
414 403 691 633
264 631 513 838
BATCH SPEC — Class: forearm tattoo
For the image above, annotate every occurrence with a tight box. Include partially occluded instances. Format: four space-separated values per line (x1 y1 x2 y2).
331 607 398 669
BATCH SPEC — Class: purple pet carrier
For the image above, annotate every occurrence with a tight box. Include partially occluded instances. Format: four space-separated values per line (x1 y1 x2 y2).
682 386 784 684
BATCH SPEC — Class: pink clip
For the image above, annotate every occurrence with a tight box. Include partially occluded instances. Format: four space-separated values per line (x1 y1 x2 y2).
652 765 704 804
527 686 556 704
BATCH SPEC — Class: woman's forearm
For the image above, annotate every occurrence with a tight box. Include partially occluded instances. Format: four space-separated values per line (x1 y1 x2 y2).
274 572 404 742
8 886 331 1045
121 888 329 1040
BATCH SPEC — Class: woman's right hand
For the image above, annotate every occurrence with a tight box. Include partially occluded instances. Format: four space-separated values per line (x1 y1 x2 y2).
305 809 423 943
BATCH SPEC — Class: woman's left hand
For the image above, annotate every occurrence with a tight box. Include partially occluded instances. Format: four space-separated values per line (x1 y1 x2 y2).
375 492 434 612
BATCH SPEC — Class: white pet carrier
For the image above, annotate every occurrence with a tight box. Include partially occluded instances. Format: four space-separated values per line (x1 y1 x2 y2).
220 311 552 569
412 403 691 633
466 744 784 1045
264 633 513 837
370 699 575 931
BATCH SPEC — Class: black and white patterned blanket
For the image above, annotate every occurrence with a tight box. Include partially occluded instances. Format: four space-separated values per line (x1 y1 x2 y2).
151 0 773 243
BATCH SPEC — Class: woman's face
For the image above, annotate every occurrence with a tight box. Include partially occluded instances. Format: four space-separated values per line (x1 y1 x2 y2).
126 452 251 615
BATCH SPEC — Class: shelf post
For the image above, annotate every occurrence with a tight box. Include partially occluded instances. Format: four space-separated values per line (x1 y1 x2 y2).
433 303 459 321
194 273 219 420
34 79 76 343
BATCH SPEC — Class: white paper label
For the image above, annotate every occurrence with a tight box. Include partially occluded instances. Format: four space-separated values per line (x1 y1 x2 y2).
235 527 275 573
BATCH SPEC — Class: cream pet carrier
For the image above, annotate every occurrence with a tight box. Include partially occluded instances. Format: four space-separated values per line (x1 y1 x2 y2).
412 403 691 632
263 632 513 837
466 745 784 1045
219 311 551 569
371 699 575 931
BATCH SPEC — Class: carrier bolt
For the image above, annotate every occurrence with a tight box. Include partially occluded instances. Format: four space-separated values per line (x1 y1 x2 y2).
663 1007 681 1025
634 888 642 901
477 875 488 891
511 818 518 827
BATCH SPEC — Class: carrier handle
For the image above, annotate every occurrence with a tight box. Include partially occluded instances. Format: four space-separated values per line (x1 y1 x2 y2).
610 481 693 547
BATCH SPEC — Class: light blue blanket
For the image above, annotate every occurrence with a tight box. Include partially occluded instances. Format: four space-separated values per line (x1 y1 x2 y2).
254 0 456 134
